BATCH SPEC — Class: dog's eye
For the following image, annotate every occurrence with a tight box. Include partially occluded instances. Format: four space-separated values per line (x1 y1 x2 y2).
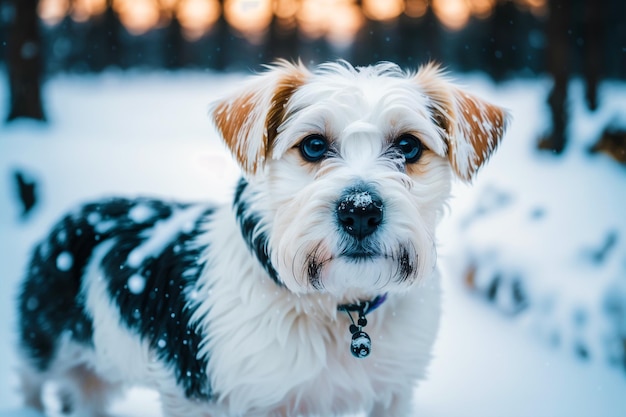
395 134 424 163
299 134 329 162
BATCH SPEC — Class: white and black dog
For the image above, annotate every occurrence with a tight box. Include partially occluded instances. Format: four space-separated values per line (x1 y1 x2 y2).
16 61 509 417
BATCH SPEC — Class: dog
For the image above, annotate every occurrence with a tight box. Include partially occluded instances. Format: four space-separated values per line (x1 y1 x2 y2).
16 61 509 417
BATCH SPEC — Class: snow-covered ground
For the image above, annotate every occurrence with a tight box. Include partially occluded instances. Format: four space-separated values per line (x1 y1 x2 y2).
1 70 625 417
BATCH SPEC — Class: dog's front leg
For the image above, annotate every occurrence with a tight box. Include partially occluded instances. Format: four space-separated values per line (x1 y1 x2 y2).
368 391 413 417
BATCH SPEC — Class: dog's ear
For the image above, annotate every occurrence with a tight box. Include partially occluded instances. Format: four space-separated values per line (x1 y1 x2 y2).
212 61 307 175
415 63 510 181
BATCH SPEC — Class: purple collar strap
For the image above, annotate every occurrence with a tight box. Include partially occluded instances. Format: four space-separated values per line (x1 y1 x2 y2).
337 293 388 315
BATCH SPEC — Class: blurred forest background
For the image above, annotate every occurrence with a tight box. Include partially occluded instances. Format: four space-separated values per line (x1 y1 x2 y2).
1 0 625 157
2 3 626 413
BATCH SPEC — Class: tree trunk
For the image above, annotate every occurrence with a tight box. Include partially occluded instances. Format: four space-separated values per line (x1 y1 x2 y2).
582 0 604 111
212 0 228 71
538 0 571 154
6 0 46 122
265 16 298 63
164 14 185 69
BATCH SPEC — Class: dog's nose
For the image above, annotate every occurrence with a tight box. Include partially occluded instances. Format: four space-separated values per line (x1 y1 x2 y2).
337 191 384 239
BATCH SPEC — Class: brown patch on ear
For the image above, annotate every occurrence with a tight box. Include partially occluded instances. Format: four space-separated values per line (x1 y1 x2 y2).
265 73 305 155
448 89 509 181
213 92 257 171
430 107 450 134
415 62 510 181
212 64 306 175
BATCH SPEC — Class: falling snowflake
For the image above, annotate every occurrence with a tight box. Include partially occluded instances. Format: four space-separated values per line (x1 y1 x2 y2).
56 251 74 271
127 274 146 294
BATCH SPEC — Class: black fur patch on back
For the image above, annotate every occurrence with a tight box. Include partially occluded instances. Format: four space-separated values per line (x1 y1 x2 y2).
100 203 214 400
18 198 175 371
232 178 281 285
18 198 214 400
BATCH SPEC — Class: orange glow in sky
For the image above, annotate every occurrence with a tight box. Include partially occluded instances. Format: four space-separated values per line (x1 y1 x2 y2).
113 0 161 35
38 0 548 38
160 0 179 12
432 0 471 31
518 0 548 15
273 0 299 20
471 0 497 19
326 1 364 46
39 0 107 25
298 0 363 45
73 0 107 22
177 0 221 40
38 0 70 25
404 0 428 19
362 0 404 22
224 0 273 39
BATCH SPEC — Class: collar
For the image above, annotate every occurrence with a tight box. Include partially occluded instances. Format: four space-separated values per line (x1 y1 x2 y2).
337 293 388 316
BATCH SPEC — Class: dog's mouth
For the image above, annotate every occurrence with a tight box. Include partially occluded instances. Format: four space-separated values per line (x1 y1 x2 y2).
306 244 417 291
340 239 414 265
337 237 386 259
340 247 380 260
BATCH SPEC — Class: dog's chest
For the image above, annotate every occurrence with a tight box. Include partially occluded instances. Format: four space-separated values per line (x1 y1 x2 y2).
202 282 425 415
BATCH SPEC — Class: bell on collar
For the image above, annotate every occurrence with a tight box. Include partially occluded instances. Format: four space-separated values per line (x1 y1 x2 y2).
350 330 372 358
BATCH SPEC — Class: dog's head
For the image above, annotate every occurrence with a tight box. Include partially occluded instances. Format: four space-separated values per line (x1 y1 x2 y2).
212 61 509 299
